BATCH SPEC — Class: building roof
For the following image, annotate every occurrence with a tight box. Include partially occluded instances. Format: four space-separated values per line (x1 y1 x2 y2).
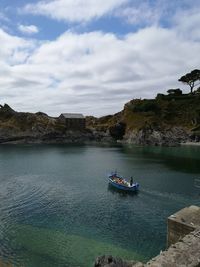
60 113 84 119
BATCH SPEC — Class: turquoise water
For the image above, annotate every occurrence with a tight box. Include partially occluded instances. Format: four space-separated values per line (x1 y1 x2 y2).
0 144 200 266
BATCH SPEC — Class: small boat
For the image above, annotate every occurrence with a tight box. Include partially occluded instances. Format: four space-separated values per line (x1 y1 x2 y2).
108 172 139 192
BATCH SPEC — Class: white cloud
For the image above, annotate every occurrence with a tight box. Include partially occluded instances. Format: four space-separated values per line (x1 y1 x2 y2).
0 29 37 64
0 24 200 117
115 0 200 29
115 2 161 26
173 8 200 41
23 0 128 23
18 24 39 35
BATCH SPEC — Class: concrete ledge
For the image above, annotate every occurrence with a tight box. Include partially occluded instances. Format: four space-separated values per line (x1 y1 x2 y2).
167 205 200 246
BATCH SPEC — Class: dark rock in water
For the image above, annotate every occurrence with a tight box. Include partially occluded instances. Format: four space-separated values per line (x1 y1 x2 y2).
94 255 143 267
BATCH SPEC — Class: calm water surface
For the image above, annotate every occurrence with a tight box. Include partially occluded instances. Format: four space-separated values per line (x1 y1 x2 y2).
0 144 200 266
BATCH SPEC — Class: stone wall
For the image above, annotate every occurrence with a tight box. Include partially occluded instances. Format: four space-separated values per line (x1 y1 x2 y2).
95 206 200 267
167 205 200 247
167 217 195 247
146 228 200 267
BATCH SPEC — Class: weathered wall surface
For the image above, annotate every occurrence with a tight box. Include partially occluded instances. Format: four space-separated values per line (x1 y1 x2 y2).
146 228 200 267
167 218 195 247
167 205 200 247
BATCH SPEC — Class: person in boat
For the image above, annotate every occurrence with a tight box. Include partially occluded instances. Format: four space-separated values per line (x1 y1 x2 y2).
130 177 133 186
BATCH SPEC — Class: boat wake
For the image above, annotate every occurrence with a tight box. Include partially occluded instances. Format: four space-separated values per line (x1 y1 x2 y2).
140 187 200 206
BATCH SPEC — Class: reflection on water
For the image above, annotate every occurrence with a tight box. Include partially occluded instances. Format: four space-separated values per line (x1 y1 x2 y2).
0 144 200 266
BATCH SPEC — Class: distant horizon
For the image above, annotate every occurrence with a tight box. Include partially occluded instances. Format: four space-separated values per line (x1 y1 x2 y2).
0 0 199 116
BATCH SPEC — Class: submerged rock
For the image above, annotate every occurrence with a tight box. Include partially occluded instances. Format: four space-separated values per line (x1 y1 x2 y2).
9 224 142 267
94 255 144 267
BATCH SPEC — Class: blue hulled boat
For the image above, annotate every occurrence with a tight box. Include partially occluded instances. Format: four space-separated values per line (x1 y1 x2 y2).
108 172 139 192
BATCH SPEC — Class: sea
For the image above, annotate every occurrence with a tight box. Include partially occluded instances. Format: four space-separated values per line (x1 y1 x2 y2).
0 143 200 267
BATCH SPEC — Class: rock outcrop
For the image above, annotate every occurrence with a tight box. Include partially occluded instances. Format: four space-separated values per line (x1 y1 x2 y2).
94 255 144 267
1 91 200 146
0 104 113 144
87 93 200 146
123 126 190 146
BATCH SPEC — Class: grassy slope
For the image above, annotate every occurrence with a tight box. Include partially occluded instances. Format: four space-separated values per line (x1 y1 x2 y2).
87 94 200 136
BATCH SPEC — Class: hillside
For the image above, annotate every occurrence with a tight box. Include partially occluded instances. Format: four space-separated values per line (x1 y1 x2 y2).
87 92 200 146
0 91 200 146
0 104 100 144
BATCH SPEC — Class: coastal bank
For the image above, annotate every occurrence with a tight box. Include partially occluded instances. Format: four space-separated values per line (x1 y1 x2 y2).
1 88 200 146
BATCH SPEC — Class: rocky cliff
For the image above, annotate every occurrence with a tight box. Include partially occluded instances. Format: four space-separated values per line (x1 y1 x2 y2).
0 104 112 144
87 93 200 146
1 92 200 146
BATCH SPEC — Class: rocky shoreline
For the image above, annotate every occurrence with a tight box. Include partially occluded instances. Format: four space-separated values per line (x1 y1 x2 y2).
0 99 200 146
0 104 113 145
94 255 143 267
87 92 200 147
122 126 191 147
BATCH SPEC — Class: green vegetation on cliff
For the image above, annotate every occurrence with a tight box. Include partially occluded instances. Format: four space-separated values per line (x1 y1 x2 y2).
87 90 200 144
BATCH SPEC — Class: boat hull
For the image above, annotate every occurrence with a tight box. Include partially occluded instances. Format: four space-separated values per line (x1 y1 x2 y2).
108 177 139 192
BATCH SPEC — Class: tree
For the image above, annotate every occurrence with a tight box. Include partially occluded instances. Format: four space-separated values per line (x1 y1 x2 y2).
167 88 182 95
178 69 200 94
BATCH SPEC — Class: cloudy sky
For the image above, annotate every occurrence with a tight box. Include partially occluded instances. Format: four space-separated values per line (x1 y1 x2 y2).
0 0 200 117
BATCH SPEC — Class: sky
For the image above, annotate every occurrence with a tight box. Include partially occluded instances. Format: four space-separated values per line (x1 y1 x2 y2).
0 0 200 117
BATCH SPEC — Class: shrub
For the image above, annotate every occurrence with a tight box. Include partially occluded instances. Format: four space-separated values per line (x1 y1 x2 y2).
133 100 160 113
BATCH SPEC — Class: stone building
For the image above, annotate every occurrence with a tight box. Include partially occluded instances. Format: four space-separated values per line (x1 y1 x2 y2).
59 113 86 130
